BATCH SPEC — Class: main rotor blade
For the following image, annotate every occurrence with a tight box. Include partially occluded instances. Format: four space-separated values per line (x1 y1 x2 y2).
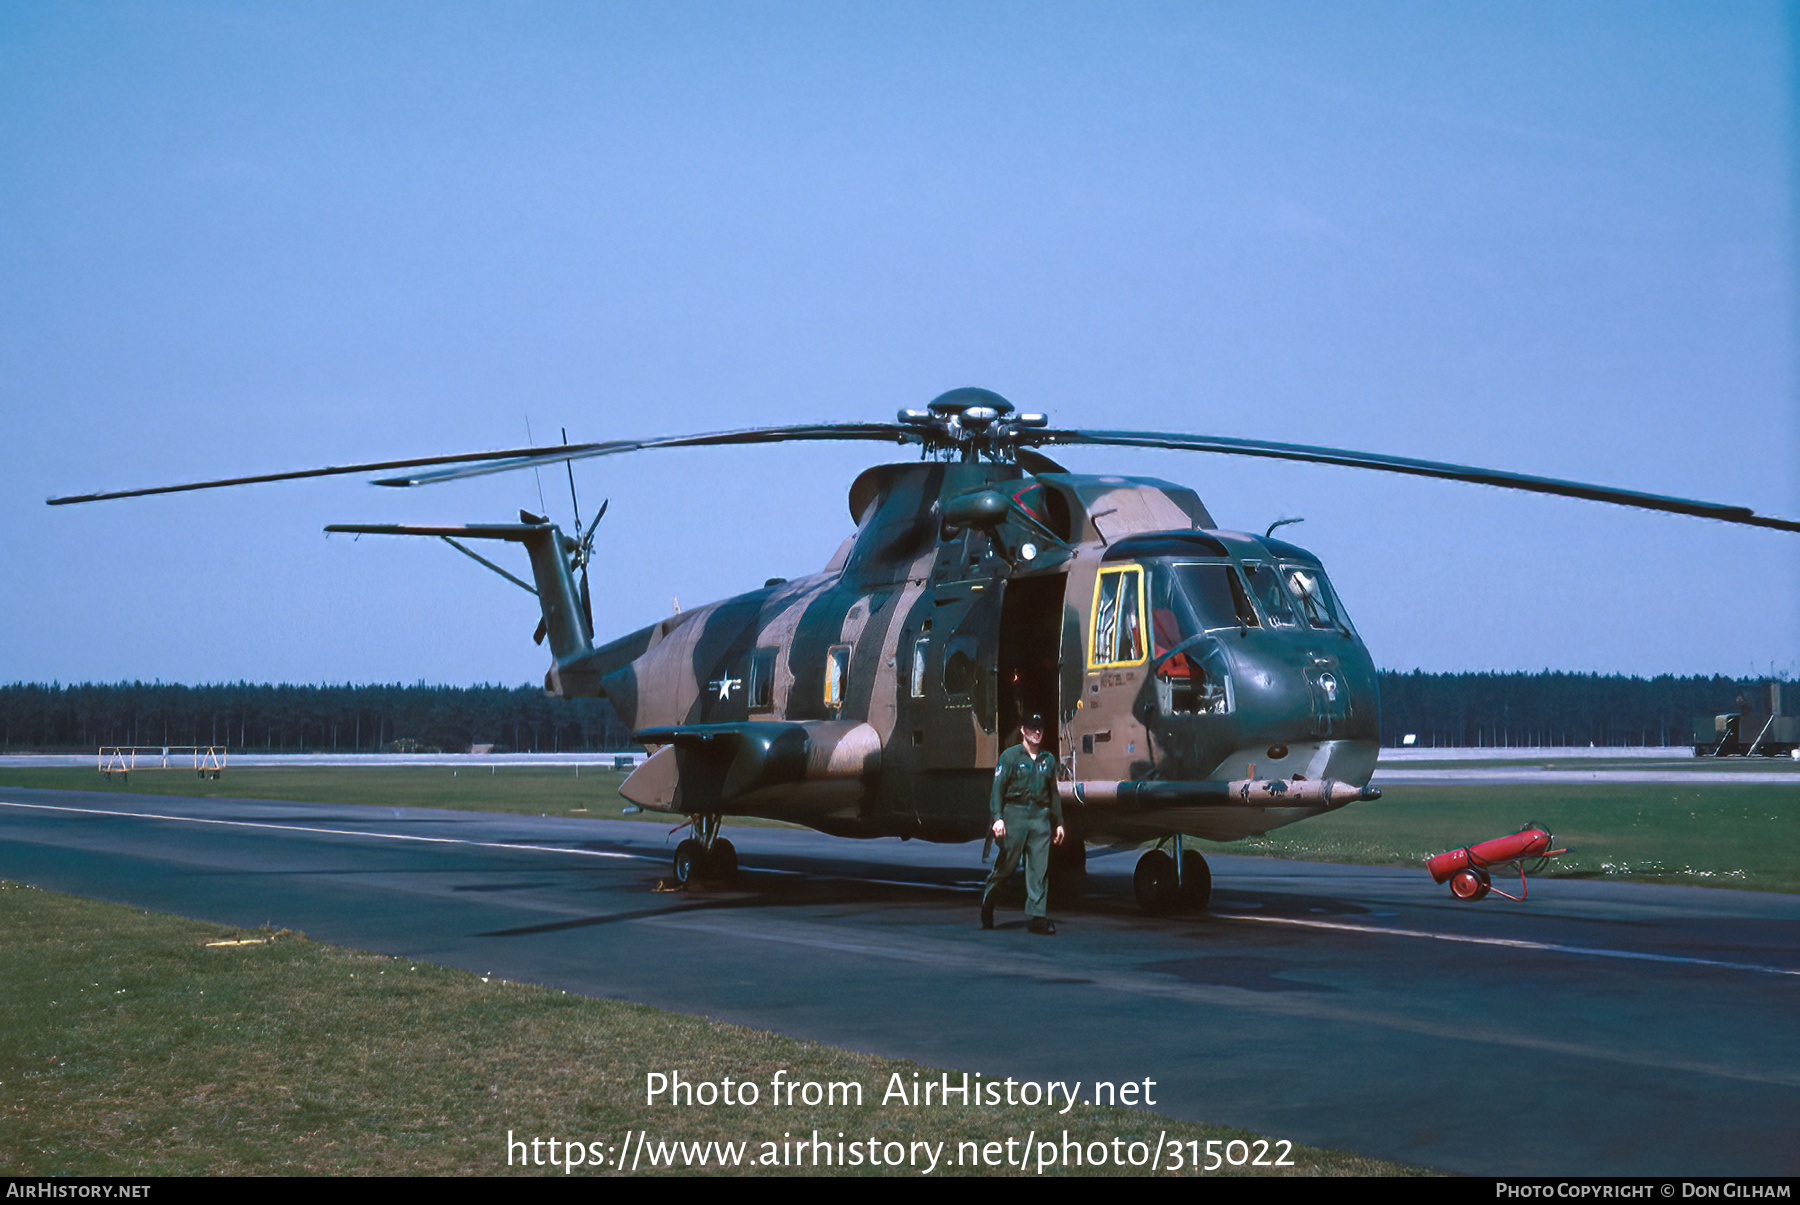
1037 428 1800 534
368 423 913 487
47 423 914 505
47 445 595 506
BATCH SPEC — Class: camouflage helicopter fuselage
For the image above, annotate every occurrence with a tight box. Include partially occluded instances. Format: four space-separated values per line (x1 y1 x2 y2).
52 386 1800 908
525 458 1381 847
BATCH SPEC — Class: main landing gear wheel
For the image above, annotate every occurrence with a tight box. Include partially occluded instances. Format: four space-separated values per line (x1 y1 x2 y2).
1178 850 1213 911
706 837 739 887
673 832 738 889
1450 865 1491 901
672 839 706 887
1134 850 1179 915
673 814 739 889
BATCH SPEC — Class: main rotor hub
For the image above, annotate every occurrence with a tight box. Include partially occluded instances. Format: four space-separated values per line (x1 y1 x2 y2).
925 387 1015 418
898 387 1047 462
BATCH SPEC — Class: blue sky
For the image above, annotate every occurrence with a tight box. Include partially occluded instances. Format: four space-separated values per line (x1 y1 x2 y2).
3 2 1795 686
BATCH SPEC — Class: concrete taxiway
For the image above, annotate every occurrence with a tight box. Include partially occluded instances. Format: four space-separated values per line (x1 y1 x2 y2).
2 786 1796 1176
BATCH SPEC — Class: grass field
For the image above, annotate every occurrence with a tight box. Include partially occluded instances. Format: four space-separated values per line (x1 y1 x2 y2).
0 764 645 821
0 881 1418 1177
1216 782 1800 893
1393 755 1800 774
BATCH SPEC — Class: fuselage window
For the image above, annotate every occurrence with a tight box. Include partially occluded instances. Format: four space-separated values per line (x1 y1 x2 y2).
824 644 851 710
1090 565 1147 668
748 647 777 711
909 637 928 699
942 635 979 702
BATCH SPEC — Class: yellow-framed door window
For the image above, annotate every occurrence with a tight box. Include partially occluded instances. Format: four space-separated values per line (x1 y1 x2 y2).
1089 564 1148 669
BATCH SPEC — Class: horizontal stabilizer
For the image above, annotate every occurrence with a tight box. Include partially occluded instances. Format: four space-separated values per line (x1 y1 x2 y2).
325 522 555 541
326 520 596 687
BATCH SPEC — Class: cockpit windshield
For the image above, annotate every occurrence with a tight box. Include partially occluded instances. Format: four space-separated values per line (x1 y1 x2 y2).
1239 562 1298 628
1280 564 1356 634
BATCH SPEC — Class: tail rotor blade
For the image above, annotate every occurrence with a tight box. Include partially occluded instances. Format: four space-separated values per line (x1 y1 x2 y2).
578 499 601 639
562 426 582 536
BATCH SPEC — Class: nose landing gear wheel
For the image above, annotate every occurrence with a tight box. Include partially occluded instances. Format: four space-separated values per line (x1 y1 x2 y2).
1134 850 1179 915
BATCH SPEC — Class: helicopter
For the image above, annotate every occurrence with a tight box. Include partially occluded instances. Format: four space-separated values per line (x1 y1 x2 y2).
48 387 1800 915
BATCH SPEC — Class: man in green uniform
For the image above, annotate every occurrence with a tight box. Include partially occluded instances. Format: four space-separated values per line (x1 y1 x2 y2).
980 713 1066 935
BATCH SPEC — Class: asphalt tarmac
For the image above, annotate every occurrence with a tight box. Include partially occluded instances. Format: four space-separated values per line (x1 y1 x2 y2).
3 786 1796 1177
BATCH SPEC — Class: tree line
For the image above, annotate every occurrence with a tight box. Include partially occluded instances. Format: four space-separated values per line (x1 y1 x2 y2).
2 673 1776 753
0 682 633 754
1375 670 1772 748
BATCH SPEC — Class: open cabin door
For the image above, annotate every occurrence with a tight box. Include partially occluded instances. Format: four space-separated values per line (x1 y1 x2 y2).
907 572 1066 772
997 573 1067 757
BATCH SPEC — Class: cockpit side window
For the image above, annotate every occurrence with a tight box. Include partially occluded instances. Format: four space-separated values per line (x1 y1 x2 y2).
1154 562 1259 636
1143 565 1238 716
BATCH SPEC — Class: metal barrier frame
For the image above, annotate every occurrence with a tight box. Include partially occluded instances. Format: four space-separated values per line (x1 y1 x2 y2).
98 746 228 780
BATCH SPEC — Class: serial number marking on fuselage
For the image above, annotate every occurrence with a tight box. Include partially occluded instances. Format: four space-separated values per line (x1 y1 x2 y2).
1215 911 1800 978
0 799 648 860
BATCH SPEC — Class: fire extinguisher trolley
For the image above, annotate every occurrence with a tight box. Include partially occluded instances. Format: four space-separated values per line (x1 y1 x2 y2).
1427 824 1568 901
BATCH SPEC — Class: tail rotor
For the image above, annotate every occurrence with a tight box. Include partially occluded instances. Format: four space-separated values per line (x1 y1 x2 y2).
561 427 604 641
574 499 607 640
